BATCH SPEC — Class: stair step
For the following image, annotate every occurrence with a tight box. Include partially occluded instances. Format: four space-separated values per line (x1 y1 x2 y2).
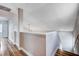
55 49 79 56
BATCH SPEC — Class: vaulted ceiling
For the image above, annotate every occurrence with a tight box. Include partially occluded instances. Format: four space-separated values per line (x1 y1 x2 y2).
0 3 78 32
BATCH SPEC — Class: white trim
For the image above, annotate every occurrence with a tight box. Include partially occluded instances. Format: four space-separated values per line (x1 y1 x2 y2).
20 31 46 35
14 43 21 50
20 47 33 56
9 39 15 45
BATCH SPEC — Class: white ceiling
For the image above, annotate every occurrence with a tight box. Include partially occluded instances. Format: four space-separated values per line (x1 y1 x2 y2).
23 3 78 32
0 3 78 32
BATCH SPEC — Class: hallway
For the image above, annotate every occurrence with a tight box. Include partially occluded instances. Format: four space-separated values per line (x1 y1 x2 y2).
0 38 26 56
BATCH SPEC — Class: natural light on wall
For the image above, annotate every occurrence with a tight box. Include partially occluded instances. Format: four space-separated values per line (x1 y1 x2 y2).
0 24 2 32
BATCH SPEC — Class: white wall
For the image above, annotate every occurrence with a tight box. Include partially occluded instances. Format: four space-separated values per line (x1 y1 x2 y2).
20 32 46 56
73 7 79 54
8 20 15 44
58 31 74 52
46 32 60 56
46 31 74 56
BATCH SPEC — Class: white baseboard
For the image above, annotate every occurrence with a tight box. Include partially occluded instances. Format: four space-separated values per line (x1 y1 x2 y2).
20 47 33 56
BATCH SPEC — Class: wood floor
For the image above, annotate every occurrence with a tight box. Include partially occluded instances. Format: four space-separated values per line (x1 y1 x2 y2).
55 49 79 56
0 38 27 56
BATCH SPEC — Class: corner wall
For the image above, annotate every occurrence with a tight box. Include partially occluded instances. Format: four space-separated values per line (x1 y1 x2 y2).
58 31 75 52
46 32 60 56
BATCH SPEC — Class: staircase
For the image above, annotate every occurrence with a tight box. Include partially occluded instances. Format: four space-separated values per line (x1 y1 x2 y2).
55 49 79 56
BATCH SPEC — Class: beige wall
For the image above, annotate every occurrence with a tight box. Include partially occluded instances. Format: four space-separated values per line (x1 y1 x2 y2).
20 32 46 56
